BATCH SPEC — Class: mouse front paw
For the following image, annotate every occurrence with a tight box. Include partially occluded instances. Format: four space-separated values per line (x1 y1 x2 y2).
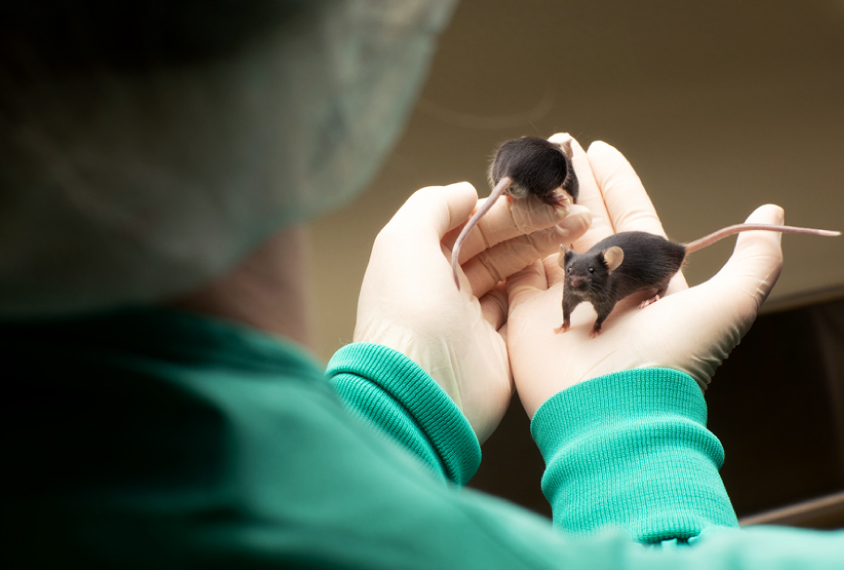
542 191 571 209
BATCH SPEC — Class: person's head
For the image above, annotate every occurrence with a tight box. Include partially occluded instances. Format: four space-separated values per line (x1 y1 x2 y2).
0 0 456 317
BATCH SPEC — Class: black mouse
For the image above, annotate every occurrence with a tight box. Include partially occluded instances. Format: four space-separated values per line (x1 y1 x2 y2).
556 224 840 337
488 136 579 205
452 136 579 289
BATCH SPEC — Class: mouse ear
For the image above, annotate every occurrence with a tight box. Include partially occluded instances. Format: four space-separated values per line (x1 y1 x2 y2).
602 246 624 273
558 244 573 268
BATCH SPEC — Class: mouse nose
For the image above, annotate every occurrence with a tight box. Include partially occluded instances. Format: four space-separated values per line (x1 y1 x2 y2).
569 276 588 290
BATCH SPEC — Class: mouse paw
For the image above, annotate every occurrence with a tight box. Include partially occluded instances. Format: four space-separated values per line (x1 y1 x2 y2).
553 322 570 334
542 192 571 209
589 326 603 339
639 294 661 309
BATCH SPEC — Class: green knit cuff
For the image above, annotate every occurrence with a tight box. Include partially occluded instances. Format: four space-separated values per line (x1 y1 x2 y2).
531 368 739 542
327 343 481 486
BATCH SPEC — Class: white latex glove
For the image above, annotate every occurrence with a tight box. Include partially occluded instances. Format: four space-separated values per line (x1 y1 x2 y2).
355 181 592 442
507 134 786 418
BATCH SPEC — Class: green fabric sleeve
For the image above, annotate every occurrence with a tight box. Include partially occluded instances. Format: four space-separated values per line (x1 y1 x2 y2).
532 368 739 541
326 342 481 487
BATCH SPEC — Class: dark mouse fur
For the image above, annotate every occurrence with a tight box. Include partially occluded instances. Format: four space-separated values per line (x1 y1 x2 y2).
557 232 683 338
489 136 579 204
556 224 840 337
452 136 579 288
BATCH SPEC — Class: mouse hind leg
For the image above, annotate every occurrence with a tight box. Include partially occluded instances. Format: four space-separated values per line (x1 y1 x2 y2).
638 278 672 309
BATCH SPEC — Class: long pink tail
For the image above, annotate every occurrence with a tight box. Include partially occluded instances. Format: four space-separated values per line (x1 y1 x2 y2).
684 224 840 254
451 177 512 289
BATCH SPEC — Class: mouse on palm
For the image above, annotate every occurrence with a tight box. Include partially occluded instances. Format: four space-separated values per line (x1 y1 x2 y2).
451 136 579 289
556 223 840 338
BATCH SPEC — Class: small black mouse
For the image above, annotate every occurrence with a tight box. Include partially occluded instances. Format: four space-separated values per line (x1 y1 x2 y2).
488 136 579 205
451 136 579 289
556 223 840 337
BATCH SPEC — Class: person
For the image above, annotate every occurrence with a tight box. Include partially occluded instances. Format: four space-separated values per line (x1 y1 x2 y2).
2 1 841 567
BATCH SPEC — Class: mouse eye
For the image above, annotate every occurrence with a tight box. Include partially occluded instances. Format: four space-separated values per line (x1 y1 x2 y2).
588 267 595 273
566 267 572 273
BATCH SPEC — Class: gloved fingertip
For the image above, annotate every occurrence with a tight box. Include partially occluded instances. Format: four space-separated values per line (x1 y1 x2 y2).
735 205 787 251
706 205 786 316
398 183 480 240
586 140 611 153
557 206 592 239
745 204 785 226
549 132 586 157
547 132 572 144
445 181 477 192
438 182 478 209
585 140 626 165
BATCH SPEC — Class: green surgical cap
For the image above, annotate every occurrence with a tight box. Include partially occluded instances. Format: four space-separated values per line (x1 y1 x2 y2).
0 0 456 317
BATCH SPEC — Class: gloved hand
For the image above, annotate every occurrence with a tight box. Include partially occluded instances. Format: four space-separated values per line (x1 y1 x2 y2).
354 180 592 442
507 134 785 418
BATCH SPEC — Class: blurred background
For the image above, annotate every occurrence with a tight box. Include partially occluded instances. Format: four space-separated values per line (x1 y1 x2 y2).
306 1 844 527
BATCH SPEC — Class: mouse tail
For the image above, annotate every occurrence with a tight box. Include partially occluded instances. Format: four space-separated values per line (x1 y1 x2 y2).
451 176 512 289
684 223 840 254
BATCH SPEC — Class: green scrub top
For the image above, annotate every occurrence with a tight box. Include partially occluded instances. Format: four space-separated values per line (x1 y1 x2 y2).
3 307 842 568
